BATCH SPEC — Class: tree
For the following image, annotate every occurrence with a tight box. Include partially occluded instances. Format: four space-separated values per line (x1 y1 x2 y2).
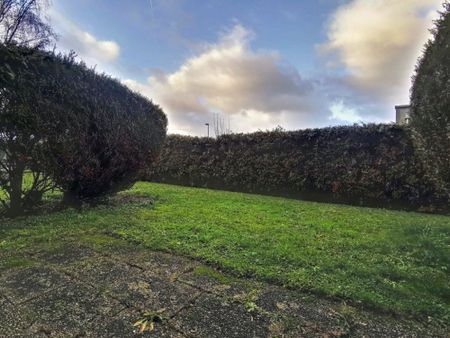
0 45 56 216
0 45 167 215
39 59 167 205
410 2 450 190
213 112 232 137
0 0 55 48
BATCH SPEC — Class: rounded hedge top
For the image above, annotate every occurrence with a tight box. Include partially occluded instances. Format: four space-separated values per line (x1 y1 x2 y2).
0 44 167 203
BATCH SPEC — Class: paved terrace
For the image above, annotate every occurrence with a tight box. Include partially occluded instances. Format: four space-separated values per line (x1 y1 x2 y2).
0 243 446 337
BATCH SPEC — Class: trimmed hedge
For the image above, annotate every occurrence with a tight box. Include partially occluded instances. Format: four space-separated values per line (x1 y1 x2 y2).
146 124 448 212
0 44 167 213
411 2 450 190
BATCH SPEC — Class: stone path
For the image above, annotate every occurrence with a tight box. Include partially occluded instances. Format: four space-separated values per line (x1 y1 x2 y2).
0 243 447 337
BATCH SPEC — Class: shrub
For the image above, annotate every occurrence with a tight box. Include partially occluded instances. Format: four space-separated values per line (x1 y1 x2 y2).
410 2 450 192
0 45 56 216
39 55 168 204
0 44 167 213
147 125 447 212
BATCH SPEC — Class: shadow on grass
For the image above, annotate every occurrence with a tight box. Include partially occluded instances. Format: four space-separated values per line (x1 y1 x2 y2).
0 193 155 222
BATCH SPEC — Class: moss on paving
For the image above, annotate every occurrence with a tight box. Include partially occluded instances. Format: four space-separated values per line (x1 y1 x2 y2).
0 256 35 272
193 266 235 285
0 182 449 324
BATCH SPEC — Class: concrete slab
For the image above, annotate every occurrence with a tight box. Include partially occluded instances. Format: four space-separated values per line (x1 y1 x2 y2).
171 293 270 338
21 282 125 337
87 308 186 338
0 295 32 337
66 256 142 288
0 266 69 304
130 251 200 281
0 248 446 338
35 244 98 266
105 275 200 316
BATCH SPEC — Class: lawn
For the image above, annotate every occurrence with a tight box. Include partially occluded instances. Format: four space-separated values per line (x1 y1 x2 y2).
0 182 449 323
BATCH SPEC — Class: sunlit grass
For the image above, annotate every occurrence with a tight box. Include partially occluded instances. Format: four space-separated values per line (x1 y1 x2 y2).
0 182 449 322
0 171 60 209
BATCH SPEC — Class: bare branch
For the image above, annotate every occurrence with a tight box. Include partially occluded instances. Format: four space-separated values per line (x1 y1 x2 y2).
0 0 55 48
213 112 232 137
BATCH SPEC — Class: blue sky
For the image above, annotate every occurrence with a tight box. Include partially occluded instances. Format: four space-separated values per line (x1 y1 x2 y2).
49 0 443 135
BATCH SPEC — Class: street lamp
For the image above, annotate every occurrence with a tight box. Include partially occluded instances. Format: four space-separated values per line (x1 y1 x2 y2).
205 123 210 137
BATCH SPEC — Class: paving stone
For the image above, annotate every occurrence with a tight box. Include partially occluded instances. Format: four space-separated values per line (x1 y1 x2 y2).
108 275 200 316
0 295 32 337
36 244 98 266
0 249 447 337
66 256 142 287
20 282 125 337
99 242 149 260
336 305 447 338
86 308 186 338
0 266 69 304
129 251 199 281
178 265 259 299
254 286 351 337
171 293 270 338
21 323 68 338
254 286 448 338
347 319 437 338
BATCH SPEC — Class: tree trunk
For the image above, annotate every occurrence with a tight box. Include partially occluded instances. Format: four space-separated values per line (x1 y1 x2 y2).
62 189 82 209
8 160 25 217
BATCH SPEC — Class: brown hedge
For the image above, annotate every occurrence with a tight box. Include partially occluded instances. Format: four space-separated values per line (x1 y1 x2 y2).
146 124 448 212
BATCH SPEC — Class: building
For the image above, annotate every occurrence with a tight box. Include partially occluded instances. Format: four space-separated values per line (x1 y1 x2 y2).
395 105 411 125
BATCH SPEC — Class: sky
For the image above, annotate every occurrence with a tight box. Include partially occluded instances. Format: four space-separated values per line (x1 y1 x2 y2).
48 0 444 136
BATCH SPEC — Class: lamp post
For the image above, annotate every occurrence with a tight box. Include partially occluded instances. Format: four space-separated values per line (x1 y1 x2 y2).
205 123 210 137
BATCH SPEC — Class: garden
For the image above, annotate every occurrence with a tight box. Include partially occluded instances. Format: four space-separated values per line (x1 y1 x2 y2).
1 182 449 336
0 1 449 337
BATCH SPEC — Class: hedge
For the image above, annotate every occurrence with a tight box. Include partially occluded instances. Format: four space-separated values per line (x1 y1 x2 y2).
146 124 448 212
0 44 167 214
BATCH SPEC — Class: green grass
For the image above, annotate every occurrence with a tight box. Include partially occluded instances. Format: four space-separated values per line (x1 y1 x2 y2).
1 182 449 322
0 171 57 205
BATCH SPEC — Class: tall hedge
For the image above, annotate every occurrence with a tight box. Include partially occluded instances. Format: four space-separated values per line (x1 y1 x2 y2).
36 52 168 204
0 44 167 213
147 125 447 211
410 2 450 192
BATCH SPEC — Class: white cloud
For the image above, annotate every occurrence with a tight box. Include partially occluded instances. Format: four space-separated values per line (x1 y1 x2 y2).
329 101 362 123
124 25 328 135
320 0 441 105
68 30 120 61
49 8 120 69
42 2 444 134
